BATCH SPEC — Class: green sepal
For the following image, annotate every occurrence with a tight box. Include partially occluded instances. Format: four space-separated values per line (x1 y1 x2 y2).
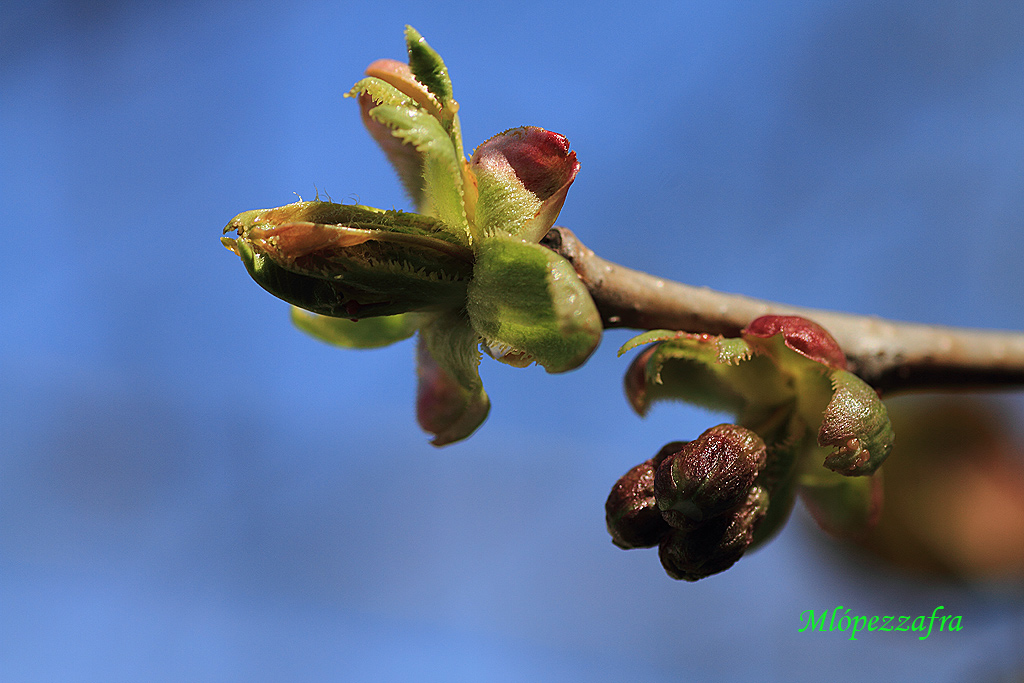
291 308 419 349
417 310 490 445
367 104 471 244
618 329 690 356
818 370 895 476
404 26 453 111
799 466 883 537
466 237 601 373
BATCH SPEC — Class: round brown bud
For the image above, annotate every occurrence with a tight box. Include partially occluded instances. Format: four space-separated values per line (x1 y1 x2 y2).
605 458 670 549
655 424 767 529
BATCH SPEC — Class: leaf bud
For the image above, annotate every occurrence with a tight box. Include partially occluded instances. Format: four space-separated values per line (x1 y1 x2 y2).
606 461 664 550
818 370 895 476
654 424 767 529
605 442 688 549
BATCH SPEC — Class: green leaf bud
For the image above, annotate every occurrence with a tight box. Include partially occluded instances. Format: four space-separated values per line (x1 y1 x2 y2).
818 370 895 476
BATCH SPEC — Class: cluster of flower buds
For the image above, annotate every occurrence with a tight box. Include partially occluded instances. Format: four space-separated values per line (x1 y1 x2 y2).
222 27 602 445
606 425 771 580
608 315 893 579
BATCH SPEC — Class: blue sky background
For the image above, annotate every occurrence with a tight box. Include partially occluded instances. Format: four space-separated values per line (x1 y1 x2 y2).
3 1 1024 681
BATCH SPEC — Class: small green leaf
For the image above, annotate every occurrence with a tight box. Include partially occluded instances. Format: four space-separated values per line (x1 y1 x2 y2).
404 26 453 108
621 333 790 418
360 59 440 115
618 329 692 356
367 104 471 244
348 76 417 109
466 237 601 373
351 76 429 208
291 308 419 349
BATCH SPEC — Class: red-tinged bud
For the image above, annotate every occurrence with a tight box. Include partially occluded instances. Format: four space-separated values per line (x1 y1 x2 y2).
415 334 490 446
472 127 578 201
623 344 659 416
654 424 767 529
653 441 690 468
470 126 580 242
605 442 688 549
743 315 848 370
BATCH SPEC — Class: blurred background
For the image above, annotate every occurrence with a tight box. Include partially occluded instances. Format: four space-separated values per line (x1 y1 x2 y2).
3 1 1024 680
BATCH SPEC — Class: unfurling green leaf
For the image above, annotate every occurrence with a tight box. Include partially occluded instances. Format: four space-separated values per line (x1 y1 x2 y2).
467 237 601 373
223 201 473 319
361 105 471 242
404 25 454 110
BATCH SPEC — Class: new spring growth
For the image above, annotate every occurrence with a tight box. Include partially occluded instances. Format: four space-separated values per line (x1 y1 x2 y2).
222 26 601 445
609 315 894 579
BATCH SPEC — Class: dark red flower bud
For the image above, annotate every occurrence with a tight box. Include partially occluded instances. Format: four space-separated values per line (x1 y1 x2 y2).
605 441 690 549
606 458 670 549
654 424 767 530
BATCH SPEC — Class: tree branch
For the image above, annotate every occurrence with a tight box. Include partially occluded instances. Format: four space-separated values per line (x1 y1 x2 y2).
543 227 1024 395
